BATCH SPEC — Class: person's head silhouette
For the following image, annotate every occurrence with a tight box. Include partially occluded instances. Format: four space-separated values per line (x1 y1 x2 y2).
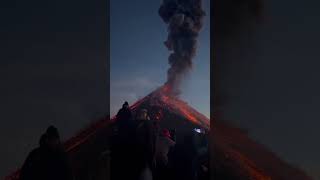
45 125 61 149
122 101 129 109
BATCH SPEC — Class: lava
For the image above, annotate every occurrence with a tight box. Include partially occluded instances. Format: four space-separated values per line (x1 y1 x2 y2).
148 85 210 129
5 85 312 180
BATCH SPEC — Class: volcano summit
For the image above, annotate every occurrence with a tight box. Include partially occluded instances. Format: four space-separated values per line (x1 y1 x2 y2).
5 86 312 180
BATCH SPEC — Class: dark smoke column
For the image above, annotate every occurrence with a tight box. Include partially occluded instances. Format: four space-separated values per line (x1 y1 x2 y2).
159 0 205 96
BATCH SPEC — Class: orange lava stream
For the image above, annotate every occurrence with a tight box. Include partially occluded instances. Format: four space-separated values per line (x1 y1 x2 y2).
155 85 210 129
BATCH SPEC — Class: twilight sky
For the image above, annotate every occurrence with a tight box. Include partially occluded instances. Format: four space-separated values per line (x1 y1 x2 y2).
110 0 210 117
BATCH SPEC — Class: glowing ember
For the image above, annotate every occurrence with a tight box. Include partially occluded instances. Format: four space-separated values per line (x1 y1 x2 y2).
146 85 210 129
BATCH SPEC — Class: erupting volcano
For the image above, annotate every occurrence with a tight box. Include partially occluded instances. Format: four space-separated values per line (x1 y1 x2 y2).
159 0 206 96
5 85 312 180
127 85 312 180
4 0 312 179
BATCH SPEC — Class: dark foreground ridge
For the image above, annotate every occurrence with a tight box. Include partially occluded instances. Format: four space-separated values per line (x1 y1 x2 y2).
5 86 312 180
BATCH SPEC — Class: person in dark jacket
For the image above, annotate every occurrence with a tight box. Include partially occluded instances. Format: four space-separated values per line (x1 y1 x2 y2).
133 109 156 180
189 128 209 180
20 126 72 180
111 101 135 180
156 128 176 166
113 101 134 142
154 128 176 180
172 128 207 180
116 101 132 124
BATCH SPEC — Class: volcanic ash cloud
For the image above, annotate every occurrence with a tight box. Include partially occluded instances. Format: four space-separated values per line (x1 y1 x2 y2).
159 0 205 96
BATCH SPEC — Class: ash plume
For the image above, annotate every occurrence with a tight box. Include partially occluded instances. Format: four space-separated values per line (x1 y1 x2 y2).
159 0 206 96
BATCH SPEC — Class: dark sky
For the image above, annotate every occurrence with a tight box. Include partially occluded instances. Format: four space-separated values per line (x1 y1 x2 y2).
0 0 108 177
214 0 320 179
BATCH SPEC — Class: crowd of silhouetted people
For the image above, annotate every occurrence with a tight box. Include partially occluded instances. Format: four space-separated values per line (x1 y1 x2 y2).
18 101 208 180
110 101 209 180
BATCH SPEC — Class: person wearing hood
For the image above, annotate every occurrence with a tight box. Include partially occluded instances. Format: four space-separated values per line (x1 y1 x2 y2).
20 126 73 180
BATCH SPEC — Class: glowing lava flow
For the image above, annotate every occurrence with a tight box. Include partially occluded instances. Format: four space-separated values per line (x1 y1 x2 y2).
6 85 310 180
148 85 210 129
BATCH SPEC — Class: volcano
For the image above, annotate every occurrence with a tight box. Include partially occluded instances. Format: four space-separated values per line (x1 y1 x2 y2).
128 85 312 180
5 86 312 180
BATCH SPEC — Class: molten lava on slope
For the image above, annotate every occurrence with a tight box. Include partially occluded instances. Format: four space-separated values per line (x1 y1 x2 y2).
5 85 312 180
132 85 312 180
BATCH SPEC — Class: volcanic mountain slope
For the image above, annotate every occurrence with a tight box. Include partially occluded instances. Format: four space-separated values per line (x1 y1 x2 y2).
5 86 312 180
210 120 313 180
131 86 312 180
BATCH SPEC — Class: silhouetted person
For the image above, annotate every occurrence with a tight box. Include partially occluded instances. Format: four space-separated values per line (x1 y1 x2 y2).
188 128 208 180
133 109 156 180
154 128 176 180
111 101 135 180
114 101 134 144
156 129 176 166
116 101 132 124
195 130 209 180
20 126 72 180
171 128 207 180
